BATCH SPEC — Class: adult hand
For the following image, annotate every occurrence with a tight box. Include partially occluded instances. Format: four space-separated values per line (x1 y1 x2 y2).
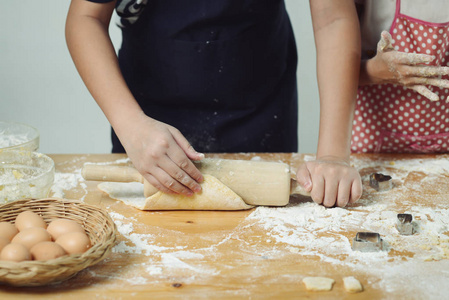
295 156 362 208
119 113 204 196
366 31 449 101
66 0 203 195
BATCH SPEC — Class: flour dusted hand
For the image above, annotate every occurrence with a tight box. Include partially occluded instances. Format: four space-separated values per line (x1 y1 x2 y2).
363 31 449 101
296 157 362 208
117 113 204 196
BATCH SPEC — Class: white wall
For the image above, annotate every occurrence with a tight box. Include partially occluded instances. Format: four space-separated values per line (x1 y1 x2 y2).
0 0 319 154
286 0 320 154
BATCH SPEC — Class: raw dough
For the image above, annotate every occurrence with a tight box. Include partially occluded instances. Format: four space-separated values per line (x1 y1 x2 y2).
302 277 335 291
98 174 254 211
343 276 363 293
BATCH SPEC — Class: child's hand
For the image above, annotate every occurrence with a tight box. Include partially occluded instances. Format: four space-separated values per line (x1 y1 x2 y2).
367 31 449 101
295 157 362 207
118 114 204 196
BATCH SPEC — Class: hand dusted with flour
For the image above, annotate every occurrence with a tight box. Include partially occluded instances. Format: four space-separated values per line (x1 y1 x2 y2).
360 31 449 101
352 0 449 153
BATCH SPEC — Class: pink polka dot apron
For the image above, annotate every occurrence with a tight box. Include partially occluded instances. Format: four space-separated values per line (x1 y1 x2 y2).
351 0 449 153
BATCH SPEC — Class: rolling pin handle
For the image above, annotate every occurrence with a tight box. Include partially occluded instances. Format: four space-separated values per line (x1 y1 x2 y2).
82 164 160 198
290 179 311 197
81 164 144 183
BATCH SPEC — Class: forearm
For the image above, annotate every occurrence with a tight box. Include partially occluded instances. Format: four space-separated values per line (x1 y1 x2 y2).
65 0 145 137
316 48 360 161
310 0 361 161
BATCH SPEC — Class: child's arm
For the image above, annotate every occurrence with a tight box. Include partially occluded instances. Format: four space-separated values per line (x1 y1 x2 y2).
296 0 362 207
65 0 203 195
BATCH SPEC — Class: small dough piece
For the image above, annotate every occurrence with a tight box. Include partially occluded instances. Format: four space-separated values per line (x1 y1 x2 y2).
98 174 254 211
302 277 335 291
343 276 363 293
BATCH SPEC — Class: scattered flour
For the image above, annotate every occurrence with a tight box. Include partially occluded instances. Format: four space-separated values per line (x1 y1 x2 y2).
351 156 449 176
248 202 449 264
50 156 130 200
103 155 449 296
304 155 449 176
109 211 184 256
103 210 220 285
51 170 87 200
59 155 449 297
84 158 131 166
245 155 449 297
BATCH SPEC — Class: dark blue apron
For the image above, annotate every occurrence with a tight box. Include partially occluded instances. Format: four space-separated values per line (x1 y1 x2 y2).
112 0 298 153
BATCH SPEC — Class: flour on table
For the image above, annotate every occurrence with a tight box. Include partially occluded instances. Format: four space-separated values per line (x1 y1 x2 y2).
50 156 132 200
83 157 130 166
246 155 449 297
76 155 449 297
93 210 221 286
51 170 87 200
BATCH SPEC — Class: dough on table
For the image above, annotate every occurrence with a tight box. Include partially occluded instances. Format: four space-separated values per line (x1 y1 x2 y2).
343 276 363 293
98 174 254 211
302 277 335 291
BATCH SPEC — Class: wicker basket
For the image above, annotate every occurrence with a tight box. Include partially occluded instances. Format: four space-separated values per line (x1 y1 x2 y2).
0 198 117 287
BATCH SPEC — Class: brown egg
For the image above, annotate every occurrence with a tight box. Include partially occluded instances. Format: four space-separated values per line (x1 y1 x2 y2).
0 243 31 262
47 219 85 241
30 241 67 261
55 232 92 254
12 227 51 250
0 237 9 252
0 222 19 241
15 211 47 231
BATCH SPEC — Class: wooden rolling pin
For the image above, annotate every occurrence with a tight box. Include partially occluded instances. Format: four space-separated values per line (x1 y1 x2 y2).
82 158 310 206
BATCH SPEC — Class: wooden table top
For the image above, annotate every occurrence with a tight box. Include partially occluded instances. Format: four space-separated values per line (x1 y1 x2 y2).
1 153 449 299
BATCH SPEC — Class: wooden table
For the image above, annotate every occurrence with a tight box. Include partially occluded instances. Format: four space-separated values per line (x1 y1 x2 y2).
1 153 449 299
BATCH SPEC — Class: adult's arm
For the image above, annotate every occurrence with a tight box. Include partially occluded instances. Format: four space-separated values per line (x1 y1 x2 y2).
66 0 203 195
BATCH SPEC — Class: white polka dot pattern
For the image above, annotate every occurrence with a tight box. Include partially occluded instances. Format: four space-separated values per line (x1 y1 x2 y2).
352 11 449 153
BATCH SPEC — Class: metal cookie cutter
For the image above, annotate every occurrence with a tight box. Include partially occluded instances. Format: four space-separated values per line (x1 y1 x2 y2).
396 213 415 235
352 232 384 252
369 173 393 191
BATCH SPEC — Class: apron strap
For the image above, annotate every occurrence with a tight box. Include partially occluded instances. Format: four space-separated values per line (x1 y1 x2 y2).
390 0 402 34
395 0 401 16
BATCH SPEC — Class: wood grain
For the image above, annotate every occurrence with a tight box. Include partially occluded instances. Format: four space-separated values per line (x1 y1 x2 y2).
1 153 448 299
